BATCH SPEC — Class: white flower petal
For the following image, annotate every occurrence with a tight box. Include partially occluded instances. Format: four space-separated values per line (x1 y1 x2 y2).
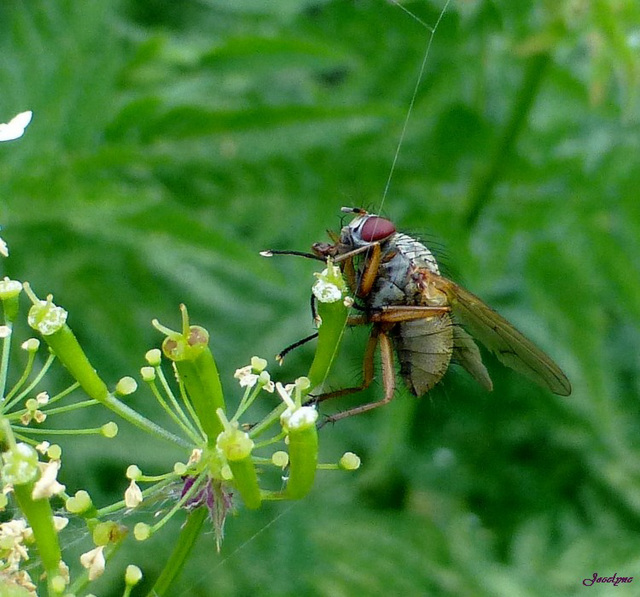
0 110 33 142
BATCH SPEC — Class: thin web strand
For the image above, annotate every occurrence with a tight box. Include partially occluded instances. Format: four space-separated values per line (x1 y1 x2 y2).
194 2 452 585
178 504 297 596
378 0 452 217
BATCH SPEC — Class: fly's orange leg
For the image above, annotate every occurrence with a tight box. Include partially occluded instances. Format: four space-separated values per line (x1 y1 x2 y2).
324 331 396 423
314 305 450 422
355 242 381 298
312 329 379 405
368 305 450 324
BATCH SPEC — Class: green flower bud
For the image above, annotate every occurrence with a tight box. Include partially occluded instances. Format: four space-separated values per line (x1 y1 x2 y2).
2 443 39 485
140 366 155 382
65 490 93 514
339 452 361 470
250 356 268 372
145 348 162 366
21 338 40 352
101 422 118 438
0 278 22 322
0 277 22 300
27 296 68 336
134 522 151 541
216 425 254 461
125 564 143 586
126 465 142 480
115 376 137 396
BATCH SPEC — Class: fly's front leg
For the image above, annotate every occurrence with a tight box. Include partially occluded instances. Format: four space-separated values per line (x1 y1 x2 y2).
324 242 382 299
324 331 396 423
355 242 381 298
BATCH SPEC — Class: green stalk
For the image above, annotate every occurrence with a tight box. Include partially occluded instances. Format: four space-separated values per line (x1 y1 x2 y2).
38 325 109 403
175 347 225 445
147 508 207 597
24 286 188 445
157 306 226 446
0 323 12 404
13 482 62 595
216 409 261 509
227 457 261 509
306 299 349 392
286 423 318 500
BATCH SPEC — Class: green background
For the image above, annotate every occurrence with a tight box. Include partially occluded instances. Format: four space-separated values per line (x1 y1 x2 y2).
1 0 639 595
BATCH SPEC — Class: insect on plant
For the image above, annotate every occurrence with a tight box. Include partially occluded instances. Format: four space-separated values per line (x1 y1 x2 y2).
268 207 571 422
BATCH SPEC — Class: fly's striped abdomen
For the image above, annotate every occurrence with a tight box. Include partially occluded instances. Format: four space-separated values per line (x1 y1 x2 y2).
391 314 453 396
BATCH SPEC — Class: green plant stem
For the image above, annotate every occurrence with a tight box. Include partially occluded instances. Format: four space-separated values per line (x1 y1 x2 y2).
228 455 262 509
13 482 61 596
306 299 349 392
102 393 192 448
0 323 13 403
285 423 318 500
4 353 56 412
175 348 225 446
39 324 189 446
147 507 207 596
465 52 551 228
248 402 286 439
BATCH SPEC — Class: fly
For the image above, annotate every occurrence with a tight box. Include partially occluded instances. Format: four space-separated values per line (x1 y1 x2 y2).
269 207 571 422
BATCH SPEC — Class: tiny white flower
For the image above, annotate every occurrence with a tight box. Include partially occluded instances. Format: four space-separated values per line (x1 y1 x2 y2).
36 391 49 405
35 441 51 455
312 262 347 304
125 479 143 508
258 370 274 392
0 237 8 258
188 448 202 466
53 516 69 532
285 405 318 431
0 325 11 338
0 110 33 142
312 279 343 303
32 460 66 500
234 365 258 388
80 545 105 581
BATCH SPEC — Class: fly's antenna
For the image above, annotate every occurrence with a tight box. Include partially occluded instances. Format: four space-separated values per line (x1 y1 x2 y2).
260 249 325 262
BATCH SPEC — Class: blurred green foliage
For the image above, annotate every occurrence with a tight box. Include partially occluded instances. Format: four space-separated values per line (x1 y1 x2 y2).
1 0 640 594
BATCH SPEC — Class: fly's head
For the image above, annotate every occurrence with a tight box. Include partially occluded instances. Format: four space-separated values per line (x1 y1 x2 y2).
338 207 397 252
311 207 397 264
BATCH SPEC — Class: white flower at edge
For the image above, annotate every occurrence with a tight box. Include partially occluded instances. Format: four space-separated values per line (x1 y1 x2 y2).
125 479 143 508
32 460 66 500
80 545 106 581
0 110 33 142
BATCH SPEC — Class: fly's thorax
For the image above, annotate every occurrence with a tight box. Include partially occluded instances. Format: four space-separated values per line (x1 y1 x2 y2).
394 233 440 275
366 249 412 308
404 268 449 307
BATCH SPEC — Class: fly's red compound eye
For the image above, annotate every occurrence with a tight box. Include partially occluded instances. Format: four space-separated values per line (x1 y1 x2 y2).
359 216 396 242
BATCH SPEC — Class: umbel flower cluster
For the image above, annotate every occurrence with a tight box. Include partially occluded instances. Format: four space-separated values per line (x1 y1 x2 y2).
0 107 360 597
0 250 358 595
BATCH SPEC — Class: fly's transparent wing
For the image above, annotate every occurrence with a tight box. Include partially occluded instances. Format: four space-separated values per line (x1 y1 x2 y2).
451 325 493 391
429 273 572 396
